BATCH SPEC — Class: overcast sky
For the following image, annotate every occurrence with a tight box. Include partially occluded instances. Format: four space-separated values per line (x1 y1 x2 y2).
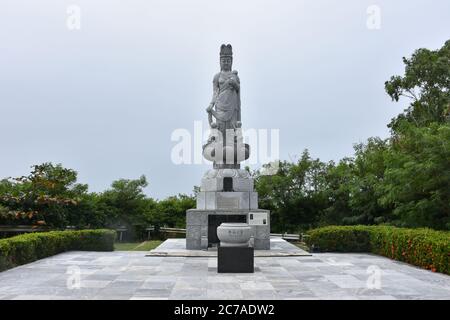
1 0 449 199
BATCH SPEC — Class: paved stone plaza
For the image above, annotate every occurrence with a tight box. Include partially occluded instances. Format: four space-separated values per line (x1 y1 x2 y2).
0 239 449 300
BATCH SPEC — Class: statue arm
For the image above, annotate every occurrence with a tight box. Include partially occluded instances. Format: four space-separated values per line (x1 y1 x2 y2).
237 87 241 124
207 74 220 127
235 73 241 125
233 72 240 92
208 73 220 108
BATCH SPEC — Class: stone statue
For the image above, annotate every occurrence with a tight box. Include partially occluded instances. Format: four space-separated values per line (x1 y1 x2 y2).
206 44 242 131
203 44 249 168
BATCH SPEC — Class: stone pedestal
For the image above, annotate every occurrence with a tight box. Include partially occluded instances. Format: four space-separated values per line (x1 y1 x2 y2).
186 168 270 250
218 247 254 273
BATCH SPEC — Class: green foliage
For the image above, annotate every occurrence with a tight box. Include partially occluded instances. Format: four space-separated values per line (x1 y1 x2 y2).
380 122 450 229
345 138 391 225
320 158 354 225
254 122 449 232
255 150 329 232
306 226 450 275
320 138 392 227
0 229 115 272
385 40 450 131
306 225 372 252
148 194 195 229
97 175 152 229
0 163 87 228
0 167 196 240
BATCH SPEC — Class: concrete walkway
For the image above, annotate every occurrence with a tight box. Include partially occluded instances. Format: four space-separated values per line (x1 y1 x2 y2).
0 240 449 300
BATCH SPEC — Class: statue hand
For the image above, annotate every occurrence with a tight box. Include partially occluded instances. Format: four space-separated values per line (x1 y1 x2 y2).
236 121 242 128
206 105 213 113
227 77 239 90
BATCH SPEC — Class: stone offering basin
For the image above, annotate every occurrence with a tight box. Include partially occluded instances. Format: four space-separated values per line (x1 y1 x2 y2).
217 222 251 247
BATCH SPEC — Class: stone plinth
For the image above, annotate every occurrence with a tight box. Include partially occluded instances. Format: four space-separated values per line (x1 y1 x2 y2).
218 246 254 273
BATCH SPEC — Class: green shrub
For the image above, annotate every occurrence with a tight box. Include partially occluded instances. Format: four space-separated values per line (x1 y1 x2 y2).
306 225 372 252
0 229 115 272
306 225 450 275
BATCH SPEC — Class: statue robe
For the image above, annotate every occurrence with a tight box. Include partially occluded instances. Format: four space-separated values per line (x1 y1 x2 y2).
210 71 241 134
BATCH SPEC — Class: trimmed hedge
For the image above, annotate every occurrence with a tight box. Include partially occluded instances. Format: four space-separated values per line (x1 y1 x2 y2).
0 229 116 272
306 225 450 275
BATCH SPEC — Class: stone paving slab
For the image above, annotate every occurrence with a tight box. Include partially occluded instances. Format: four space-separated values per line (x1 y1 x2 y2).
0 249 449 300
147 238 311 257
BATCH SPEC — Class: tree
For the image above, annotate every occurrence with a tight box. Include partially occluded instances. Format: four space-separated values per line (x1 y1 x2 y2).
343 137 392 225
148 194 195 229
385 40 450 131
0 163 86 228
381 40 450 230
379 122 450 229
255 150 328 232
98 175 150 226
321 158 354 225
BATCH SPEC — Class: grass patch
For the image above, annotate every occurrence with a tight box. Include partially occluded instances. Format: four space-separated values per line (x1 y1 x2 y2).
114 240 162 251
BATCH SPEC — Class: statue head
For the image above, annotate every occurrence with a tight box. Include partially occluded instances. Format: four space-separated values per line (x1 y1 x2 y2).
220 44 233 71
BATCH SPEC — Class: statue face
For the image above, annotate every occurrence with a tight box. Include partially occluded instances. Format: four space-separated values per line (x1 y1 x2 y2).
220 57 232 71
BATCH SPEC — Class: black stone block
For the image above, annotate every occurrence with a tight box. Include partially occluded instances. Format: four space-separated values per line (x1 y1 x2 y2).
218 246 254 273
223 177 233 191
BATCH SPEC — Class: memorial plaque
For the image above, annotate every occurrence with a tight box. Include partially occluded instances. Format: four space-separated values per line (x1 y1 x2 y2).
248 212 268 225
216 195 240 209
